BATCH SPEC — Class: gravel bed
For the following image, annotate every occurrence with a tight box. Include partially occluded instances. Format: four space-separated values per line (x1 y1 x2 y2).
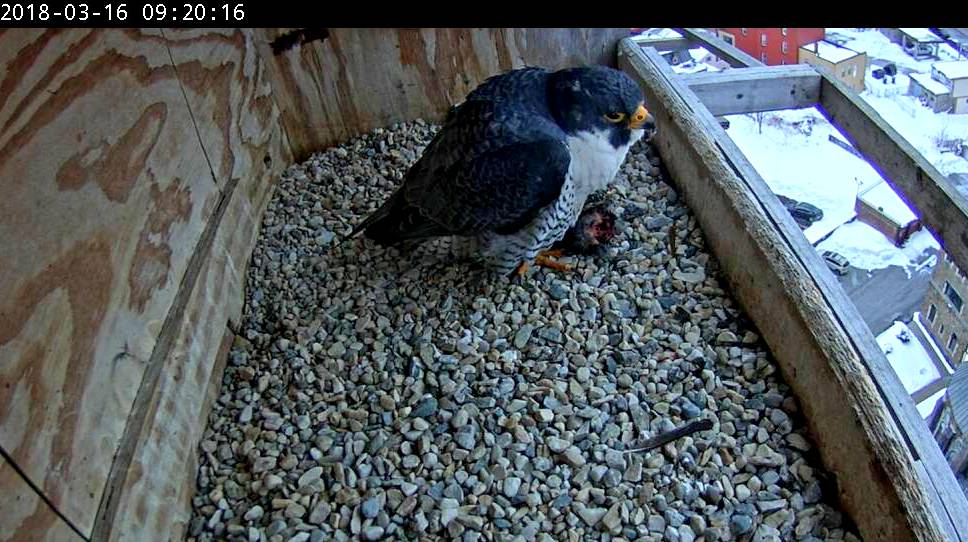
188 120 859 542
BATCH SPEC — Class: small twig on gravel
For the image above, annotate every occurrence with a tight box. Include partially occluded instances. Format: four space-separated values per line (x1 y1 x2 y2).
623 419 714 454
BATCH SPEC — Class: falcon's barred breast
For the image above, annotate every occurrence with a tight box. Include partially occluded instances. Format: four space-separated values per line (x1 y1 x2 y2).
350 66 655 275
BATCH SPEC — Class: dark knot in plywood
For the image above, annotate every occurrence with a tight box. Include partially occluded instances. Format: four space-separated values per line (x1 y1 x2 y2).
270 28 330 55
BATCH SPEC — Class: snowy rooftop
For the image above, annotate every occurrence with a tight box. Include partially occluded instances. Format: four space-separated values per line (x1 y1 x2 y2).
688 48 710 63
899 28 944 43
933 60 968 81
909 72 951 95
631 28 683 41
801 40 862 64
858 180 918 225
917 388 945 418
877 321 941 394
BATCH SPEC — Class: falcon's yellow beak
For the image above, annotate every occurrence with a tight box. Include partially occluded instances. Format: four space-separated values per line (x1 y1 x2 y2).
629 103 651 130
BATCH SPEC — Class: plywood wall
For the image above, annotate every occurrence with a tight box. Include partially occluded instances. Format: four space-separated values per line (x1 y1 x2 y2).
256 28 626 160
0 28 624 540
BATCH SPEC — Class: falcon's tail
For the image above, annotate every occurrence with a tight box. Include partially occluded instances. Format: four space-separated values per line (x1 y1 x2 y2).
345 190 447 247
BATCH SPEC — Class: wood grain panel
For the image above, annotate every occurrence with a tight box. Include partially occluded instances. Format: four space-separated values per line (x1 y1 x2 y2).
253 28 626 161
161 29 292 188
105 178 267 540
94 28 290 541
0 456 84 542
0 29 219 535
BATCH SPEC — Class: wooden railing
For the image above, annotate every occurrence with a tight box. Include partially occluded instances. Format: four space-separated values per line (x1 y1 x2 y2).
620 30 968 542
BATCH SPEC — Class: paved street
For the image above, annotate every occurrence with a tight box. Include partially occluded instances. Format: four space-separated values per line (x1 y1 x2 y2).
835 249 938 336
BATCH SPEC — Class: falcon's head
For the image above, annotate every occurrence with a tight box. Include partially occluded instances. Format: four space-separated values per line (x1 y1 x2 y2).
549 66 656 147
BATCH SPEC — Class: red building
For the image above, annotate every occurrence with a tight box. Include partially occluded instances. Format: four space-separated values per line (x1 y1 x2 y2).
714 28 825 65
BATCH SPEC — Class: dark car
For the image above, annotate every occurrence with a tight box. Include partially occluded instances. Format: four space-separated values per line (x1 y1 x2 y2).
776 194 824 229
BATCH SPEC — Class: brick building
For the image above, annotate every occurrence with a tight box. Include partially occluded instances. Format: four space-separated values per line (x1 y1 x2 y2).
920 252 968 366
799 40 868 92
927 361 968 485
854 181 921 246
714 28 825 65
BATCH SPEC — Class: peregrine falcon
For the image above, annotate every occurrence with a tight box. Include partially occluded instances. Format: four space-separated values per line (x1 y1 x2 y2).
350 66 655 276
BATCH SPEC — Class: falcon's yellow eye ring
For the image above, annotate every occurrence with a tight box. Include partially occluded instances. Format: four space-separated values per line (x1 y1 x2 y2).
604 112 626 123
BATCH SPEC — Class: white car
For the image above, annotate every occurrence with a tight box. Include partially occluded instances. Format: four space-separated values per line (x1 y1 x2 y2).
820 250 850 275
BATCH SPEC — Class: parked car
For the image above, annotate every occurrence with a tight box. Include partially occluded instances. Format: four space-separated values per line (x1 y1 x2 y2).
820 250 850 275
776 194 824 229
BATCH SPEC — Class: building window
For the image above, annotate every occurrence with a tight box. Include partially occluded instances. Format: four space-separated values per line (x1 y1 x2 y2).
719 31 735 46
761 52 768 63
781 28 788 36
761 34 767 46
948 332 959 352
741 28 748 36
940 324 946 337
945 281 964 312
782 41 788 54
928 304 938 322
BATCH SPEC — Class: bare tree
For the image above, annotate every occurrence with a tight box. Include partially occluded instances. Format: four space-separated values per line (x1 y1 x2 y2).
747 112 766 134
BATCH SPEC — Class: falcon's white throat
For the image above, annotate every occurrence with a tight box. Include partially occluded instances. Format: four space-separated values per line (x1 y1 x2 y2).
565 128 644 202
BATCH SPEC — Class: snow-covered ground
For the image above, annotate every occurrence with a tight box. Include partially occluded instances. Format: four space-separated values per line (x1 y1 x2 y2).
877 321 941 394
724 108 942 271
817 222 938 276
724 109 885 243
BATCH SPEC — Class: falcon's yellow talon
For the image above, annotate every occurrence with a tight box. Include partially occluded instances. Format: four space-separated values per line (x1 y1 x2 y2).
535 253 573 272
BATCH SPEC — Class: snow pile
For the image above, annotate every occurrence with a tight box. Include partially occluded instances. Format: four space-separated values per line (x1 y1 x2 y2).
877 321 942 394
816 222 939 274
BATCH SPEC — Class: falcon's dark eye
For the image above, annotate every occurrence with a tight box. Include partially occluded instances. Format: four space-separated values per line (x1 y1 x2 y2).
604 112 626 123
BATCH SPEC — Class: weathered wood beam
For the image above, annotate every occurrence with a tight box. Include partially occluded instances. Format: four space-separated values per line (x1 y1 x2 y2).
680 65 822 115
630 36 693 54
673 27 764 68
619 39 958 542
